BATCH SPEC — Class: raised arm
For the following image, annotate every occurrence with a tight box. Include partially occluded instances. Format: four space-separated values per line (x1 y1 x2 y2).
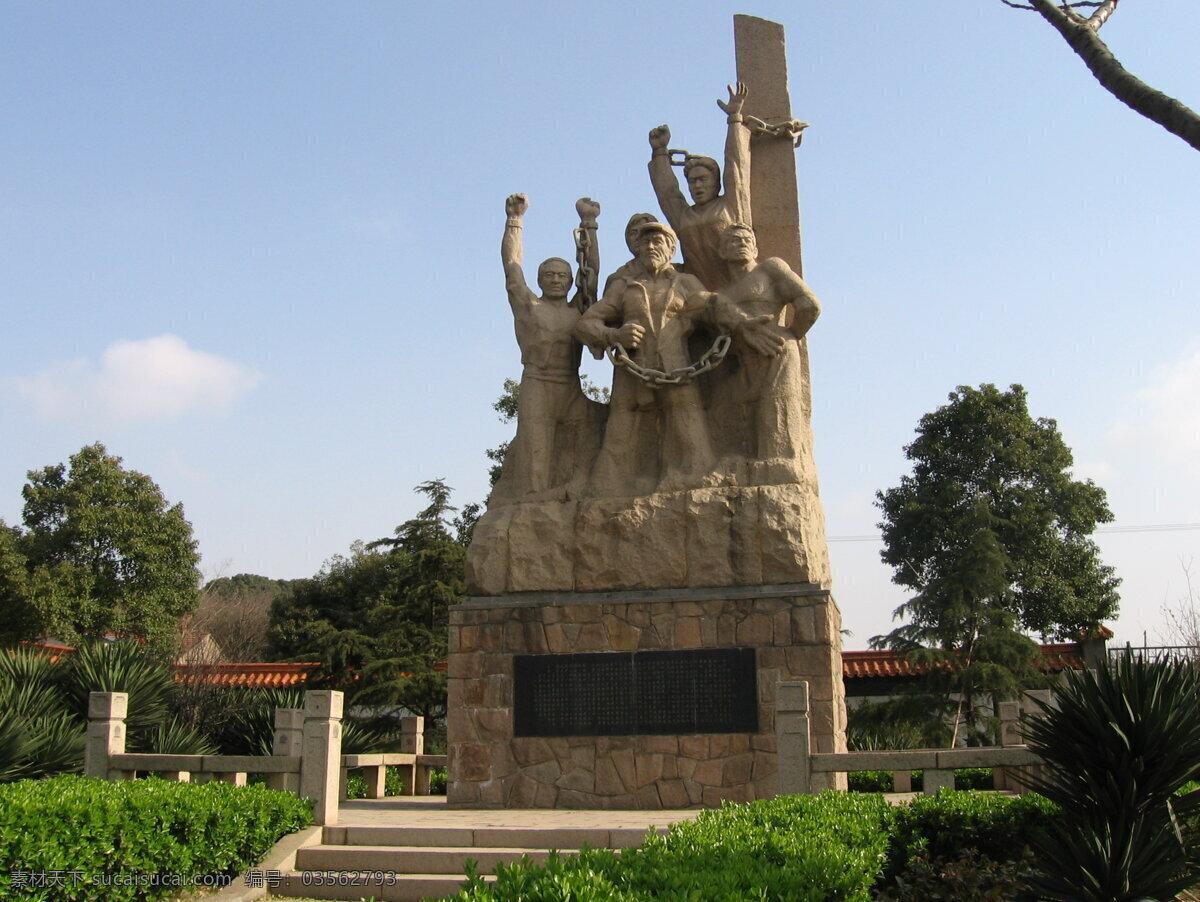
571 197 600 310
716 83 752 227
647 124 688 228
502 193 533 305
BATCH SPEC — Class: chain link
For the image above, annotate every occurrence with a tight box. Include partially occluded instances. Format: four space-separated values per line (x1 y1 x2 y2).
607 333 732 388
744 116 810 147
572 227 597 312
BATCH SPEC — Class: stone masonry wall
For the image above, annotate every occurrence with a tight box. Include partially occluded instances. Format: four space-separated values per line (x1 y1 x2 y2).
447 584 847 808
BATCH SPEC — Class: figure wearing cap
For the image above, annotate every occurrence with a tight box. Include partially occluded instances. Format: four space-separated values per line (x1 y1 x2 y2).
575 220 782 495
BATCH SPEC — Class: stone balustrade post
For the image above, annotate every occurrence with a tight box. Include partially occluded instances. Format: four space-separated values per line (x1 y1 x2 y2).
270 708 304 793
776 681 812 795
300 691 343 826
85 692 133 780
399 716 427 795
1020 689 1054 790
399 716 425 755
994 698 1023 790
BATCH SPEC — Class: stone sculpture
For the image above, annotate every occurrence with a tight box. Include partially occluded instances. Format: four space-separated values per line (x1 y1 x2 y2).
466 75 830 596
493 194 604 502
648 83 752 290
712 223 821 481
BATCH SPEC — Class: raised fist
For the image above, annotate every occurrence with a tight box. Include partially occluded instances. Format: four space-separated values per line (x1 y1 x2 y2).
648 125 671 150
505 193 529 218
575 197 601 221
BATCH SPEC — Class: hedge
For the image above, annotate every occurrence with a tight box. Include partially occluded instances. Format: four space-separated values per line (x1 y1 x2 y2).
0 776 312 901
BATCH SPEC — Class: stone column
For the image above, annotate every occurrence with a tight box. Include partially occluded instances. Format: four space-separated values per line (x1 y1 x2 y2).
270 707 304 793
775 681 812 794
85 691 132 780
299 691 343 826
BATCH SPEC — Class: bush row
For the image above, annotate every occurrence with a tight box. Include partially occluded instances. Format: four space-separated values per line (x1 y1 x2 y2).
450 790 1056 902
0 776 312 902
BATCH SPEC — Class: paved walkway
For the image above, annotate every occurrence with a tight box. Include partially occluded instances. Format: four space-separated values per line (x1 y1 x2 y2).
336 796 703 830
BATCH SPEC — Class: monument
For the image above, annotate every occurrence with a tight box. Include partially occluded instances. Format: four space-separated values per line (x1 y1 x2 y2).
448 15 846 808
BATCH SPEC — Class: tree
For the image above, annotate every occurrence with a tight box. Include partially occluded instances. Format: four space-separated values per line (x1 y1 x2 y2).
1003 0 1200 152
267 480 469 744
874 384 1120 741
0 443 200 656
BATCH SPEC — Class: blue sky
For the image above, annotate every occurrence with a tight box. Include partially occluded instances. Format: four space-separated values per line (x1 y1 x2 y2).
2 2 1197 649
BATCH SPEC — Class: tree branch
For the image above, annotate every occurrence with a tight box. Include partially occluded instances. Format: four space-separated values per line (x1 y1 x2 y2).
1029 0 1200 153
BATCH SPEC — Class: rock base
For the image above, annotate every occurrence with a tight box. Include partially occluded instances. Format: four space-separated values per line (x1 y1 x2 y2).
466 484 830 596
446 584 847 809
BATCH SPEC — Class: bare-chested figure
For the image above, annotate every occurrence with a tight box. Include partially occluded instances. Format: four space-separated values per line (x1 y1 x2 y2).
716 223 820 464
501 193 600 497
648 83 751 290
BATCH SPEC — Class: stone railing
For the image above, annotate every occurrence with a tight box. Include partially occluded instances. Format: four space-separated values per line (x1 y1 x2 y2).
777 682 1052 795
85 690 447 825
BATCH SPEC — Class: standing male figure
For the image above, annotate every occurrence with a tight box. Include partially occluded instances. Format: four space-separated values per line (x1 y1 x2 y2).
576 221 781 495
499 193 601 498
716 223 821 467
648 83 752 290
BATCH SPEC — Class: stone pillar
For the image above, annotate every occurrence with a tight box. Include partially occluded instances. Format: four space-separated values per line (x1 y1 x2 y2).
400 716 425 754
300 691 343 826
776 681 812 795
270 708 304 793
85 691 131 780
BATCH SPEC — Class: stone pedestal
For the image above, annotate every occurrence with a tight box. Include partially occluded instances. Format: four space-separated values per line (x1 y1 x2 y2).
447 583 846 809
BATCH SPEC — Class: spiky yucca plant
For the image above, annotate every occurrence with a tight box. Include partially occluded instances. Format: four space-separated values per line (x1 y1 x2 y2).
1021 656 1200 901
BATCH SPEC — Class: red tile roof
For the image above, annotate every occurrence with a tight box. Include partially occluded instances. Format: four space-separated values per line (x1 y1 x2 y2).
843 643 1087 679
171 662 321 688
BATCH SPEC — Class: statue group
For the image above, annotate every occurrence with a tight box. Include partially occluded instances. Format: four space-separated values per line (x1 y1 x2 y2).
469 82 830 596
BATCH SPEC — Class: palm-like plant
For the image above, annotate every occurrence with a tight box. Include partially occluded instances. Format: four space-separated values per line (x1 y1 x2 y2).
1020 656 1200 901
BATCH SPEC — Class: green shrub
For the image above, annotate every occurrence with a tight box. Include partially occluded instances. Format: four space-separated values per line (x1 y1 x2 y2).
847 770 892 792
344 766 408 799
0 775 312 901
875 847 1038 902
429 766 447 795
884 790 1056 883
953 768 993 790
451 792 893 901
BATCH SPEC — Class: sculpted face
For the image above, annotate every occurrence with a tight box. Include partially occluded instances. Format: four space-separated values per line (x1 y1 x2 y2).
686 167 719 205
720 227 757 264
624 214 657 255
637 231 674 271
537 260 573 300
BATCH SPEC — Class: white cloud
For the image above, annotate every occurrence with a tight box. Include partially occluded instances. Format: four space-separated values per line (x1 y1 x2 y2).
1110 340 1200 462
16 334 261 423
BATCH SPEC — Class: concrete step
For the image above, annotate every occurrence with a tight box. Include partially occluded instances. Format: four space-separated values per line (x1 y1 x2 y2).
324 824 656 849
275 871 494 902
270 819 658 900
295 844 571 874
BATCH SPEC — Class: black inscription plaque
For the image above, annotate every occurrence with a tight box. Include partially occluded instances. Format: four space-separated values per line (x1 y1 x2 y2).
513 648 757 737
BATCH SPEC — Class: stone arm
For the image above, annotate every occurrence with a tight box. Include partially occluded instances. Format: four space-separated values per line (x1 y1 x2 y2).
763 258 822 338
571 197 601 309
699 287 786 358
502 194 535 311
574 289 643 360
647 125 688 229
718 84 753 227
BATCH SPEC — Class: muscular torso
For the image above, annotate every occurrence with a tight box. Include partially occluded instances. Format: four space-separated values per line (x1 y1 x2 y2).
512 292 582 377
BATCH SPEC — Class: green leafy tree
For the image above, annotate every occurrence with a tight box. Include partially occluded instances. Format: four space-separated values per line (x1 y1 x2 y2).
0 443 200 656
268 480 468 744
874 384 1119 742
